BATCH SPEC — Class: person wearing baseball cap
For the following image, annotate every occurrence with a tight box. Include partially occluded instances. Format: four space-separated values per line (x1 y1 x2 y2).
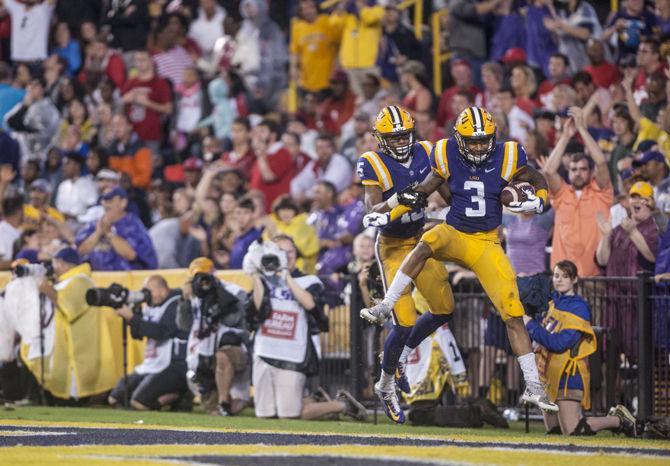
177 255 251 416
24 178 65 228
182 157 203 191
597 180 659 280
632 151 669 190
75 186 157 271
596 179 660 362
27 244 117 400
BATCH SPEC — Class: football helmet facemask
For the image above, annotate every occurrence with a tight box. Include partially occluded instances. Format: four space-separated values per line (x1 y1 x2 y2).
374 105 416 163
454 106 496 164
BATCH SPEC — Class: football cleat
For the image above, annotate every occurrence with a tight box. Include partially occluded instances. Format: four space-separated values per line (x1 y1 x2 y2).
520 381 559 412
395 362 410 394
608 404 639 437
360 301 392 325
375 381 405 424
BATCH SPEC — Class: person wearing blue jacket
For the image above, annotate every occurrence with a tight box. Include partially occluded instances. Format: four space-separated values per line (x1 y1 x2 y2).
524 260 638 436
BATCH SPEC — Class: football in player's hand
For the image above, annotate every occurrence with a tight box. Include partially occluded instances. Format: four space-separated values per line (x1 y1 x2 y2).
501 182 535 207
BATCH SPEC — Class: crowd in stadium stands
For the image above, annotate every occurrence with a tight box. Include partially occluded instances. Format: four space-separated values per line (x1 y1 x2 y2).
1 0 670 409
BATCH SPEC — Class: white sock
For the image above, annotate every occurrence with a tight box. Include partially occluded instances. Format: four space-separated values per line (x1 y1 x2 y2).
398 345 412 368
518 352 540 384
382 271 412 307
379 368 394 389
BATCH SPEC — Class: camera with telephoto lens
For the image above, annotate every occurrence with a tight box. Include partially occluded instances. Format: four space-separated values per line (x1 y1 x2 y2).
13 261 55 280
260 253 280 274
191 272 218 299
85 283 151 309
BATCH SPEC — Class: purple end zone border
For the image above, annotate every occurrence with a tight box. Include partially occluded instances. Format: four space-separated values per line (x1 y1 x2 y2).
0 425 669 458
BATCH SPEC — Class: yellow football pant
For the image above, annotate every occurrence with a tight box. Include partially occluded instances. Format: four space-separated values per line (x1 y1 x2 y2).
376 234 454 327
421 223 524 320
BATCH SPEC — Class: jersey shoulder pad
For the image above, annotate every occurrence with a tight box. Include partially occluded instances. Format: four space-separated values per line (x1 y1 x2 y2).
500 141 528 182
357 151 394 191
430 138 451 179
414 140 434 158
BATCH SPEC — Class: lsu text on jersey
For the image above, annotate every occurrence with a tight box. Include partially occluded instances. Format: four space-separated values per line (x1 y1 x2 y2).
422 137 527 320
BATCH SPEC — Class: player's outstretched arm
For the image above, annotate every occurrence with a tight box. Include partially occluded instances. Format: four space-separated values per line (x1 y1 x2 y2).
387 171 444 221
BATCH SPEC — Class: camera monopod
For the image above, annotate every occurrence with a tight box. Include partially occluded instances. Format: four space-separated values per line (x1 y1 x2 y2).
120 303 143 408
38 294 54 406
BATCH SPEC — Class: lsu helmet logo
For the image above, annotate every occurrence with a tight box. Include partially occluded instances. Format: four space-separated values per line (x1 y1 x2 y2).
373 105 416 163
454 106 496 165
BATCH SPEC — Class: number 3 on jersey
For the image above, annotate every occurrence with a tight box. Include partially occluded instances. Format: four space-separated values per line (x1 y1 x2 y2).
464 180 486 217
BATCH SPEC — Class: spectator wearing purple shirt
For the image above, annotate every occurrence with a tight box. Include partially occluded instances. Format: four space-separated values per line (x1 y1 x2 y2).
502 209 555 275
489 3 526 63
525 2 558 77
229 197 263 269
76 187 157 271
309 180 359 274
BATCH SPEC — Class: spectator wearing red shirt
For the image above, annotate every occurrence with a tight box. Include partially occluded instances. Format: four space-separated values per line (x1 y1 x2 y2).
249 120 295 212
633 38 664 93
121 50 173 148
319 70 356 136
537 54 572 109
78 34 126 90
436 59 481 128
583 39 621 89
398 60 433 114
218 117 256 181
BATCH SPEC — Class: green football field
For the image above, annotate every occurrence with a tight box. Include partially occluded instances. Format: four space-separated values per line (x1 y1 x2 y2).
0 406 668 465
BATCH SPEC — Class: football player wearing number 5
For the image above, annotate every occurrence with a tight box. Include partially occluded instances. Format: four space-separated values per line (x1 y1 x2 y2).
362 106 559 413
356 105 455 424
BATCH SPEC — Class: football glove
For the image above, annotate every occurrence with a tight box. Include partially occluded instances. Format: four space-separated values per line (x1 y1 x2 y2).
363 212 390 228
397 186 428 209
507 192 544 214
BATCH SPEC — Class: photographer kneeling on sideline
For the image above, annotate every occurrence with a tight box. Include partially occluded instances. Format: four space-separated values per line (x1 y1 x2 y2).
27 248 117 400
108 276 190 411
247 235 367 421
177 257 251 416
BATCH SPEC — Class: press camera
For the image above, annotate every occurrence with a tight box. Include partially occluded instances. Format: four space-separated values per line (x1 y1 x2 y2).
85 283 151 309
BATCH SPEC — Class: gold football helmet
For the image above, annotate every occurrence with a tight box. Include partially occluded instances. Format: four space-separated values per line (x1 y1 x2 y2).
454 106 497 164
373 105 416 163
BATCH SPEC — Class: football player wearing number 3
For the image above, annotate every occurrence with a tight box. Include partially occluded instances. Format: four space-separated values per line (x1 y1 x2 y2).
356 105 455 424
361 106 559 415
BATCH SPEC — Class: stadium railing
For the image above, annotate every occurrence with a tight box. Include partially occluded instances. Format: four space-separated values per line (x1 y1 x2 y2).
2 268 666 418
328 273 669 419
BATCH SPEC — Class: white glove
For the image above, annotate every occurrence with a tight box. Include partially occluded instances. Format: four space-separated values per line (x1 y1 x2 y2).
363 212 390 228
242 254 259 275
242 240 262 275
507 192 544 214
